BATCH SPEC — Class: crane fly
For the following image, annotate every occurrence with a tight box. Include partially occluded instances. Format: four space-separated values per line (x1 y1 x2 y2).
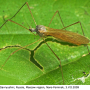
0 2 90 85
29 25 90 45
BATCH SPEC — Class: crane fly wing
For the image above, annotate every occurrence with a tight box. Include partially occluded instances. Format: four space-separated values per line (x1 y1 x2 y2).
43 27 90 45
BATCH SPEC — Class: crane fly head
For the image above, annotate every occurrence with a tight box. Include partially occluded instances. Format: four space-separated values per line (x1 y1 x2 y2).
29 25 47 37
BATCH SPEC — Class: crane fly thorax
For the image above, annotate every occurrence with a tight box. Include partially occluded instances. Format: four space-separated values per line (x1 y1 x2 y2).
36 25 47 37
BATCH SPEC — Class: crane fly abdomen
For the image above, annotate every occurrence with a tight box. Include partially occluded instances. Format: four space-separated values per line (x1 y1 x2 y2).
42 27 90 45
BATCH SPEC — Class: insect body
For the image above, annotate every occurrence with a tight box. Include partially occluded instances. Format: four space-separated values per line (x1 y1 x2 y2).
30 25 90 45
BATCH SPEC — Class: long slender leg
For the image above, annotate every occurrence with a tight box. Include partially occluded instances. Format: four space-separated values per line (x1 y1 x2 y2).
49 11 80 30
48 10 65 84
79 22 90 54
0 2 36 29
48 10 65 28
26 2 37 26
42 37 64 84
0 38 41 70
